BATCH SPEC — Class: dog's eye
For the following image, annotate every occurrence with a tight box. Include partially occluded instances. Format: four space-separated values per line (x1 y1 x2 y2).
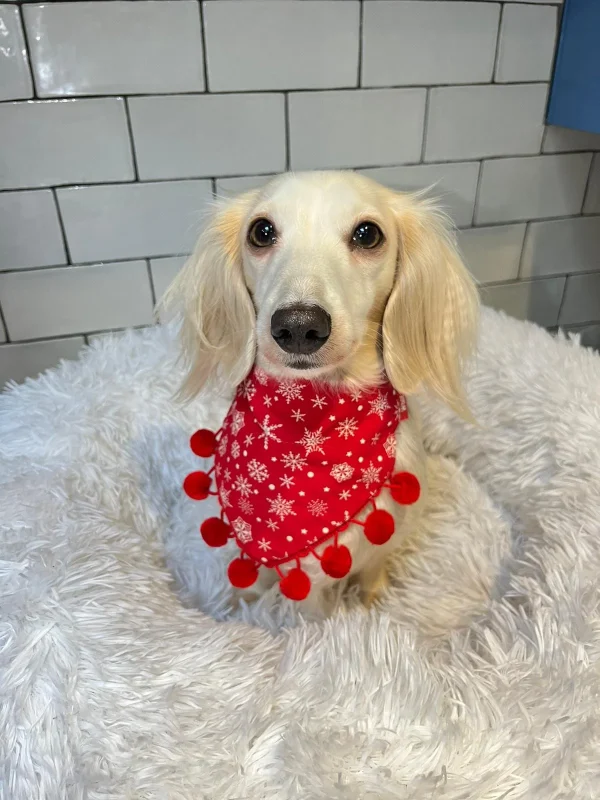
248 218 277 248
351 221 383 250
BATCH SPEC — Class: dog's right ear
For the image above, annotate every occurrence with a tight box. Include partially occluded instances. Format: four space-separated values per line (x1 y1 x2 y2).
159 192 258 400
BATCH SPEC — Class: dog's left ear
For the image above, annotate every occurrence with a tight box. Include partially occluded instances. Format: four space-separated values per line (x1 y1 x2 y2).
382 193 479 418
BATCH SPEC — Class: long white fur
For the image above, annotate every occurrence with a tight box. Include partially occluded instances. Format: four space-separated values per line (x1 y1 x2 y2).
2 310 600 797
162 171 478 610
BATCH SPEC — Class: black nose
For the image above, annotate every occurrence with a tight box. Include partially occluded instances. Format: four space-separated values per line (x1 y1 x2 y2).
271 304 331 355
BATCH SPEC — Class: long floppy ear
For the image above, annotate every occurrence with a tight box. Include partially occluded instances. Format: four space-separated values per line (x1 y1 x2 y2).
382 192 479 418
159 192 258 400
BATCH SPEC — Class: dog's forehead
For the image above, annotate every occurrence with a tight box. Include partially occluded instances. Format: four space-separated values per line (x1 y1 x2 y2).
257 172 383 228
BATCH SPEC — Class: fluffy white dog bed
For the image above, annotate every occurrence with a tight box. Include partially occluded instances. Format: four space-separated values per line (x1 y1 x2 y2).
2 308 600 799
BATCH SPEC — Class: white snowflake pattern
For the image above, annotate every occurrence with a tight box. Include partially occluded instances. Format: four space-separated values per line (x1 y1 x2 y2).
298 426 329 455
231 441 241 459
248 459 269 483
360 462 382 488
233 475 253 497
339 489 351 501
224 468 231 482
258 537 271 552
264 396 273 408
265 518 279 531
369 392 390 419
348 386 363 402
232 517 252 543
276 380 303 404
231 410 245 435
336 417 359 440
330 462 354 482
268 494 296 521
220 487 232 508
239 497 254 515
308 499 328 517
244 433 255 447
281 451 307 472
371 434 380 445
384 434 396 459
218 436 228 457
396 395 408 420
291 409 306 423
280 474 295 489
258 414 283 450
255 369 269 385
312 395 327 409
241 381 256 400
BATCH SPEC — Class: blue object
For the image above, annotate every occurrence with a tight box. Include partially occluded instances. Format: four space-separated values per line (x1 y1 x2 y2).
547 0 600 135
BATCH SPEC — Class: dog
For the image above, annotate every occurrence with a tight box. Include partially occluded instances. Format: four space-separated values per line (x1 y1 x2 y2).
164 171 479 615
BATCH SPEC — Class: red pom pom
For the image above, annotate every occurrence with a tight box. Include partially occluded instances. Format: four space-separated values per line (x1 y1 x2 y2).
227 558 258 589
190 429 217 458
200 517 230 548
321 544 352 579
390 472 421 505
183 470 212 500
364 509 395 545
279 567 311 601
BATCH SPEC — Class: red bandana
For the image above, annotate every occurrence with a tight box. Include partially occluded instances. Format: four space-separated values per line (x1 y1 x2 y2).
183 368 420 601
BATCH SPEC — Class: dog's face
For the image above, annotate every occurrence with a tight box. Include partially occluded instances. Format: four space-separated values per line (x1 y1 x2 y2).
164 171 478 415
241 173 399 382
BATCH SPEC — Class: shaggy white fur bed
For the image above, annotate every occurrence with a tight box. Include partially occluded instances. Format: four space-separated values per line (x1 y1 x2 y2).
2 308 600 800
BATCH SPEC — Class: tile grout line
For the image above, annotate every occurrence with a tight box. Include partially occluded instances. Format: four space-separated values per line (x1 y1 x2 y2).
198 0 211 93
123 98 140 181
357 0 364 89
555 273 569 327
52 188 73 264
284 93 291 172
471 161 484 226
18 4 38 100
419 88 430 164
146 258 157 308
516 221 530 279
491 2 504 84
580 152 596 214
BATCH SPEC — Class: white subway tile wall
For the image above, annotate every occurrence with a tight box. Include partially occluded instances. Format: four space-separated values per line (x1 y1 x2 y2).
0 0 597 388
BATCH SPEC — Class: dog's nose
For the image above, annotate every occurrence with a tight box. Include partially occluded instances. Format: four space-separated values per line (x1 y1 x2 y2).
271 304 331 355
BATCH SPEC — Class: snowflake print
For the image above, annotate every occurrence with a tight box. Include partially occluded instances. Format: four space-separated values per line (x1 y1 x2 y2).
232 517 252 543
268 494 296 521
224 468 231 482
369 392 390 419
239 497 254 515
360 462 382 488
265 518 279 531
312 395 327 409
336 417 358 440
348 386 363 402
298 426 329 455
241 381 256 401
248 459 269 483
384 434 396 459
231 441 241 459
280 474 295 489
264 396 273 408
255 369 269 385
331 462 354 483
308 499 328 517
258 537 271 552
396 395 408 420
218 435 228 457
282 451 307 472
231 410 245 435
339 489 351 501
371 434 380 445
258 414 282 450
233 475 253 497
244 433 255 447
220 487 232 508
291 409 305 423
276 380 303 404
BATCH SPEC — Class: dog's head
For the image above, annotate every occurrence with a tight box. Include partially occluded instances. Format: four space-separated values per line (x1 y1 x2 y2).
163 171 478 415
